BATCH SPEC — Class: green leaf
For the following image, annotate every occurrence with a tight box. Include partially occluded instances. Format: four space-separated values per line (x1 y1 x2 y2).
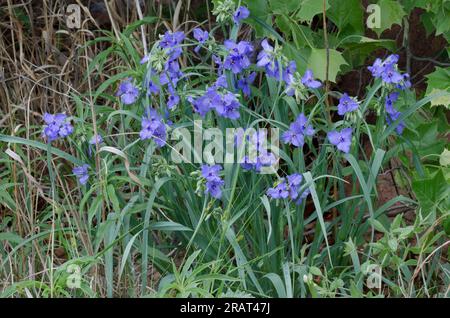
374 0 406 37
328 0 364 34
307 48 348 82
296 0 329 23
425 67 450 108
440 148 450 167
412 170 450 216
269 0 300 14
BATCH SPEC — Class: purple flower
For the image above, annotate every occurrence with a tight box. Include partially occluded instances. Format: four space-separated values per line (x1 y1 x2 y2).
267 173 310 204
267 181 289 199
167 94 180 110
328 128 352 154
257 39 274 67
233 6 250 25
337 93 359 116
205 179 225 199
283 61 296 85
73 164 89 185
384 92 399 114
89 134 103 145
201 164 222 181
281 113 314 147
188 87 219 117
381 65 403 84
147 80 160 95
116 79 139 105
368 54 399 78
201 164 224 199
139 109 166 147
214 74 228 89
301 69 322 89
42 113 74 142
384 92 404 134
386 111 405 135
214 92 240 120
140 55 149 64
193 27 208 53
223 40 253 74
159 31 185 60
160 31 185 48
237 72 256 96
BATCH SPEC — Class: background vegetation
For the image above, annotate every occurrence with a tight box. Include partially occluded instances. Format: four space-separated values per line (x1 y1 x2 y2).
0 0 449 297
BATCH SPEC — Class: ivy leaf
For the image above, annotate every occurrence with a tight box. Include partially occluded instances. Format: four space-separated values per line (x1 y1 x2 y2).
269 0 300 14
327 0 364 34
412 170 450 217
373 0 406 37
426 67 450 108
296 0 329 24
307 48 348 82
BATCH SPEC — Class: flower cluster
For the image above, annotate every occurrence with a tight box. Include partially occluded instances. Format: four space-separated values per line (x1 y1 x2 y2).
282 113 314 148
368 54 411 89
188 87 241 120
42 113 74 142
267 173 310 204
201 164 224 199
223 40 253 74
139 108 167 147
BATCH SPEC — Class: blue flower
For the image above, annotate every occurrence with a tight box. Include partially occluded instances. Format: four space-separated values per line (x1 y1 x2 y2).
188 87 219 117
201 164 222 181
337 93 359 116
116 79 139 105
267 173 310 204
267 181 289 199
201 164 224 199
381 65 403 84
73 164 89 185
205 179 225 199
368 54 399 78
233 6 249 25
283 61 296 85
89 134 103 145
386 111 405 135
385 92 404 135
214 92 241 120
223 40 253 74
42 113 74 142
301 69 322 89
139 109 166 147
159 31 185 60
328 128 352 153
193 27 208 53
237 72 256 96
167 94 180 110
281 113 314 147
256 39 274 68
